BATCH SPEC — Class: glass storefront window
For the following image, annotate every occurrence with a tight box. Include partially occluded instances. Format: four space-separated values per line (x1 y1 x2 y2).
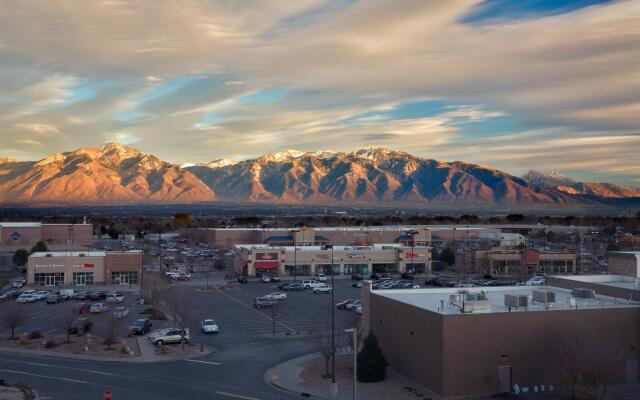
73 272 94 286
112 271 138 285
34 272 64 286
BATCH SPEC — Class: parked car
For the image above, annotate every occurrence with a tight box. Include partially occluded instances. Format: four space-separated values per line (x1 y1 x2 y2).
0 293 8 302
45 294 62 304
254 297 276 308
34 291 49 301
16 294 37 303
526 276 546 286
483 273 498 280
346 300 362 311
352 281 364 288
355 305 363 315
312 285 333 294
336 299 356 309
4 290 21 300
106 292 124 303
90 303 108 313
74 291 89 300
173 274 191 281
351 274 364 281
424 276 440 286
201 319 219 334
261 275 272 283
148 328 191 345
370 273 380 280
237 276 248 284
87 291 107 301
280 282 304 291
302 280 323 289
401 272 415 280
264 292 287 300
270 276 281 282
69 317 93 333
73 302 90 314
315 273 327 282
113 306 129 318
129 319 152 335
11 278 26 288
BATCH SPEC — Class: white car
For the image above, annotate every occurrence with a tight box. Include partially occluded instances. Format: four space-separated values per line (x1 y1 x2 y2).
90 303 108 313
355 306 363 315
346 300 362 311
34 291 49 300
526 277 545 286
11 278 26 288
261 275 272 283
312 285 333 294
316 273 327 282
201 319 219 334
106 292 124 303
16 294 37 303
113 306 129 318
264 292 287 300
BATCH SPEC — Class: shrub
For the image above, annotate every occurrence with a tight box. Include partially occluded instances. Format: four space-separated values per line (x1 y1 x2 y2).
44 339 58 348
28 330 42 339
119 340 130 354
18 334 29 346
357 331 389 383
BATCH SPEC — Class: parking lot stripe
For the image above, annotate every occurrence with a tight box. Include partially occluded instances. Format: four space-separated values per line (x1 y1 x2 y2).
215 391 260 400
215 289 297 333
0 369 89 384
184 359 221 366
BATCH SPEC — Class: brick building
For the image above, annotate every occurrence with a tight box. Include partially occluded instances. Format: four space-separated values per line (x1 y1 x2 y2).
607 251 640 278
363 285 640 399
456 248 578 276
0 222 93 251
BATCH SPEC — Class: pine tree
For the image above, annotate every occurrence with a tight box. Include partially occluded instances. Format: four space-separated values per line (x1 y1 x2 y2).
12 249 29 267
30 241 48 254
357 331 388 383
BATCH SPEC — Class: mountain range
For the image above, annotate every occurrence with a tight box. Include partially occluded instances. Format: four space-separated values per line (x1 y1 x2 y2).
0 143 637 207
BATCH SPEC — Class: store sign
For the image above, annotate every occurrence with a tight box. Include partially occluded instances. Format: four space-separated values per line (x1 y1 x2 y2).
347 254 366 259
34 264 65 269
316 254 330 260
404 252 425 259
256 253 279 261
10 232 21 241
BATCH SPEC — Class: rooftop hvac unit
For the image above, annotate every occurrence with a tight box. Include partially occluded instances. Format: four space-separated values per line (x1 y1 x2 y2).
532 290 556 303
504 294 528 308
78 253 85 257
572 288 596 299
449 294 463 303
45 254 52 257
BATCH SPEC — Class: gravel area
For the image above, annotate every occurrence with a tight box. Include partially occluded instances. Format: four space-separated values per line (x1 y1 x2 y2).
300 354 435 400
0 333 140 358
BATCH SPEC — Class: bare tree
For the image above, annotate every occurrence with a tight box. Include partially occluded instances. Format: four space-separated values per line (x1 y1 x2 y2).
103 314 122 350
57 312 77 344
557 330 627 400
163 289 193 350
1 303 29 339
312 329 333 378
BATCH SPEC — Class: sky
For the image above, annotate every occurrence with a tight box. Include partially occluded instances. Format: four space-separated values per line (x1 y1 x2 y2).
0 0 639 185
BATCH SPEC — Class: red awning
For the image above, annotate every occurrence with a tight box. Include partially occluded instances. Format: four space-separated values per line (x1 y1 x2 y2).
255 261 279 269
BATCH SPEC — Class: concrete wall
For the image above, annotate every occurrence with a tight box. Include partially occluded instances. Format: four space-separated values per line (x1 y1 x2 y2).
547 276 640 302
42 224 93 245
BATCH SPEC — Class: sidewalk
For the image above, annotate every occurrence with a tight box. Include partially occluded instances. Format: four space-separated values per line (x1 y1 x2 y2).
265 353 435 400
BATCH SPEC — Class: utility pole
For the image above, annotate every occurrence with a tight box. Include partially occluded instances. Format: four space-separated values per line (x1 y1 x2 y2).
293 244 297 281
344 327 358 400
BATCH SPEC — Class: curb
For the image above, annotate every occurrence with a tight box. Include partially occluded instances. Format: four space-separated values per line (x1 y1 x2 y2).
263 353 334 400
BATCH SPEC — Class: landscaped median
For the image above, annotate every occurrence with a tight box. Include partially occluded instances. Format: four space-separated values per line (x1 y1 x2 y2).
0 382 37 400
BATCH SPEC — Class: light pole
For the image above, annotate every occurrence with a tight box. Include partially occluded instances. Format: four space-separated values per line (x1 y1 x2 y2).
324 244 336 387
344 327 357 400
293 244 297 281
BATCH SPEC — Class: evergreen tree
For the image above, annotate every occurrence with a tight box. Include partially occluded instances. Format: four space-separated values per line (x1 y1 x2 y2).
12 249 29 267
30 241 48 253
606 242 621 252
440 247 455 266
357 331 388 383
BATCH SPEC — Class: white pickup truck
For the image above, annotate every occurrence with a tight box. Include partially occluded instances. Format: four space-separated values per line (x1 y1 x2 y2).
302 280 324 290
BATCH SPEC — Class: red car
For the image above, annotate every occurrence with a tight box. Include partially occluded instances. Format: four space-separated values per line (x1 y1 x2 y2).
73 302 90 314
173 274 191 281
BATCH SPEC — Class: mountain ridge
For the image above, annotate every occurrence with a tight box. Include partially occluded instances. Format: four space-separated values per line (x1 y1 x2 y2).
0 143 636 206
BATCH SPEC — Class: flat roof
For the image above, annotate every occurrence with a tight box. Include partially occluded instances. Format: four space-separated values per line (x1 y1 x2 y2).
551 274 640 290
373 285 640 315
0 222 42 228
196 224 596 232
29 250 142 258
234 243 428 251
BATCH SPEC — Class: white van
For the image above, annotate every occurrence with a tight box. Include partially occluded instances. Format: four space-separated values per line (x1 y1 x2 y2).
302 280 323 289
58 289 75 300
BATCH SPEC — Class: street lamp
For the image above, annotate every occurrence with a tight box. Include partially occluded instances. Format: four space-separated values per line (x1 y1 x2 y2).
344 327 358 400
323 244 336 386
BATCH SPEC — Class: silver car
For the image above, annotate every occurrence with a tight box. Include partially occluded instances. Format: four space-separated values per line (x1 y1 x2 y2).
148 328 192 345
201 319 219 334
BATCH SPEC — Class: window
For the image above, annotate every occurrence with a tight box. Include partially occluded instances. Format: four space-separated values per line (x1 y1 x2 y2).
73 272 94 286
111 271 138 285
34 272 64 286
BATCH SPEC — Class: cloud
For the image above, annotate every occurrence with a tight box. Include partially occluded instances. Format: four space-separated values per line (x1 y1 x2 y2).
14 122 59 135
15 139 44 147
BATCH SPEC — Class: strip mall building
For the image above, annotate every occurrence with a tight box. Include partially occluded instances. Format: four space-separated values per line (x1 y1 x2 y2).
27 251 142 287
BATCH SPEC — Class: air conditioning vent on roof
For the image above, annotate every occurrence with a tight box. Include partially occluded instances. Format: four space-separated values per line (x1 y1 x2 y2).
79 253 85 257
45 253 52 257
572 288 596 299
505 294 528 308
532 290 556 303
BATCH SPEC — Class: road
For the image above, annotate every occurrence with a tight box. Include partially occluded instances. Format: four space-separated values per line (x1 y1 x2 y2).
0 277 364 399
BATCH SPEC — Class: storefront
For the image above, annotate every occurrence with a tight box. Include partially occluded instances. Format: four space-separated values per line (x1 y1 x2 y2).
27 251 142 287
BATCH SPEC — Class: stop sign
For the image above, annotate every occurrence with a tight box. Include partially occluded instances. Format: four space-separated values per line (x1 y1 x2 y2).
103 389 112 400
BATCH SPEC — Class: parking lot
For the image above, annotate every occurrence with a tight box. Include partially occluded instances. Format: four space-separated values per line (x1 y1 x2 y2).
0 288 148 341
